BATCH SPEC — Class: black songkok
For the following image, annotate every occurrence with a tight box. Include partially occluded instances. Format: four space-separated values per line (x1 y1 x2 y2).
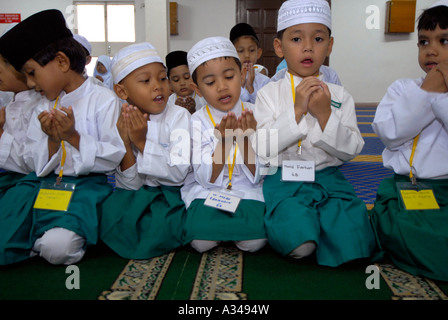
229 23 258 43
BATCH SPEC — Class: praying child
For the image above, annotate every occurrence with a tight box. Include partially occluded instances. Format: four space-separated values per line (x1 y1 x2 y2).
371 0 448 281
254 0 375 267
0 9 125 266
166 50 205 114
230 23 270 104
99 43 191 259
181 36 267 253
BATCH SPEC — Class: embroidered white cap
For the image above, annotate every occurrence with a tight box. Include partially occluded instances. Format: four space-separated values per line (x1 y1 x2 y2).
187 36 239 75
277 0 332 32
111 42 164 84
73 34 91 55
429 0 448 8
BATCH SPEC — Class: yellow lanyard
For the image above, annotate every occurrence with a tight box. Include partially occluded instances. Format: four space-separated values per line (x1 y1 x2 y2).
409 135 420 185
53 97 67 184
290 73 305 154
206 102 245 190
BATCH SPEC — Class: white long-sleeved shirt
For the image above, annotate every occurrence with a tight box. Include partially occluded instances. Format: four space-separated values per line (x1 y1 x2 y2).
372 78 448 179
240 72 270 104
180 100 264 208
254 71 363 171
115 102 191 190
0 90 43 174
24 77 126 177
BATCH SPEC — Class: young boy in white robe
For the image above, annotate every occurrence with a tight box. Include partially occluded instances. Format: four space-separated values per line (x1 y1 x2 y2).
0 44 42 190
181 36 267 253
371 0 448 281
0 9 125 266
99 43 191 259
166 50 205 114
230 23 270 104
254 0 375 267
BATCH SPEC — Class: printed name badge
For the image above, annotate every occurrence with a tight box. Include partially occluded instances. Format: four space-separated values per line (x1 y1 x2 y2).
281 160 315 182
33 181 76 212
397 182 440 211
204 189 242 214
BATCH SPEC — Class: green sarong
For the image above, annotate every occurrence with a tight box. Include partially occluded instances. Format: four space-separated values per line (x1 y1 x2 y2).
0 171 25 194
100 185 186 260
0 172 112 265
263 166 375 267
183 199 266 243
371 174 448 281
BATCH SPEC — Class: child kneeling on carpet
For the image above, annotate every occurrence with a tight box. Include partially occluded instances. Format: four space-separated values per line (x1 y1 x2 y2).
253 0 375 267
0 9 125 266
180 36 267 253
371 0 448 281
99 42 191 259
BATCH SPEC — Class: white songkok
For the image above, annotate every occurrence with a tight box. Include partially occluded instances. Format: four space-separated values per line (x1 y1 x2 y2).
187 36 240 75
73 34 91 55
111 42 164 84
277 0 332 32
429 0 448 8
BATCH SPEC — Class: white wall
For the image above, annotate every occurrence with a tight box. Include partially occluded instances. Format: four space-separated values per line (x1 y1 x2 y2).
331 0 432 103
168 0 236 52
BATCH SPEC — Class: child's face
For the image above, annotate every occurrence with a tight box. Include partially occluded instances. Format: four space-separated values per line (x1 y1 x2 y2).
274 23 333 78
0 56 28 93
96 62 107 74
22 58 65 100
418 25 448 73
192 57 241 112
118 62 170 115
233 36 262 66
169 64 195 97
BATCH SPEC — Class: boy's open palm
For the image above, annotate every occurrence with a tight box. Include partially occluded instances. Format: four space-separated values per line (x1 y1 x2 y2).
214 112 238 142
294 77 323 121
0 107 5 130
125 105 148 153
308 82 332 130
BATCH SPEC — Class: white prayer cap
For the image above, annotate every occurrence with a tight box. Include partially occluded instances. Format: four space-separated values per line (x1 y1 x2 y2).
187 36 239 75
73 34 91 55
429 0 448 8
111 42 164 84
277 0 332 32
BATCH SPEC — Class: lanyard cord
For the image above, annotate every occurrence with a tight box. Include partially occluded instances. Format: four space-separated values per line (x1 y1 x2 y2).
409 135 420 185
53 97 66 184
290 73 306 154
206 102 245 190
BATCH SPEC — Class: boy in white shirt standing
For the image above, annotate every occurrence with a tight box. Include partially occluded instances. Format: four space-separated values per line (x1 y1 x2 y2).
254 0 375 267
371 1 448 281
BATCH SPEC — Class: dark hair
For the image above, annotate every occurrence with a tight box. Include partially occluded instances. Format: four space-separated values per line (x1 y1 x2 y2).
417 5 448 31
276 26 332 40
192 56 242 85
32 36 86 74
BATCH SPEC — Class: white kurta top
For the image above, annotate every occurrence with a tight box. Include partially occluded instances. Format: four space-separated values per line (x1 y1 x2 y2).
254 71 363 171
240 72 270 104
0 90 43 174
24 77 126 177
167 92 206 112
181 100 264 208
115 102 192 190
372 78 448 180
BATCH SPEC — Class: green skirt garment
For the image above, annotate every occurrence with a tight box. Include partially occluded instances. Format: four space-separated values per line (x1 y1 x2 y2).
0 171 25 194
371 174 448 281
0 172 113 265
183 198 267 243
100 185 186 260
263 166 376 267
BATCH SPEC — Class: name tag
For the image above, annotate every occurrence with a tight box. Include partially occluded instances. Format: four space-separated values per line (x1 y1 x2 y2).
281 160 315 182
34 181 76 212
397 182 440 211
204 189 242 214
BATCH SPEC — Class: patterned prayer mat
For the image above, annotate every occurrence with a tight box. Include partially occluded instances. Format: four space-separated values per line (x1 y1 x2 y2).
98 251 175 300
377 263 448 300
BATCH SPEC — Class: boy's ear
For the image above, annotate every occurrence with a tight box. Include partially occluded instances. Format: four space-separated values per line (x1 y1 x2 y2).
273 38 284 58
257 47 263 60
55 51 71 72
190 82 203 97
114 83 129 100
326 37 334 57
